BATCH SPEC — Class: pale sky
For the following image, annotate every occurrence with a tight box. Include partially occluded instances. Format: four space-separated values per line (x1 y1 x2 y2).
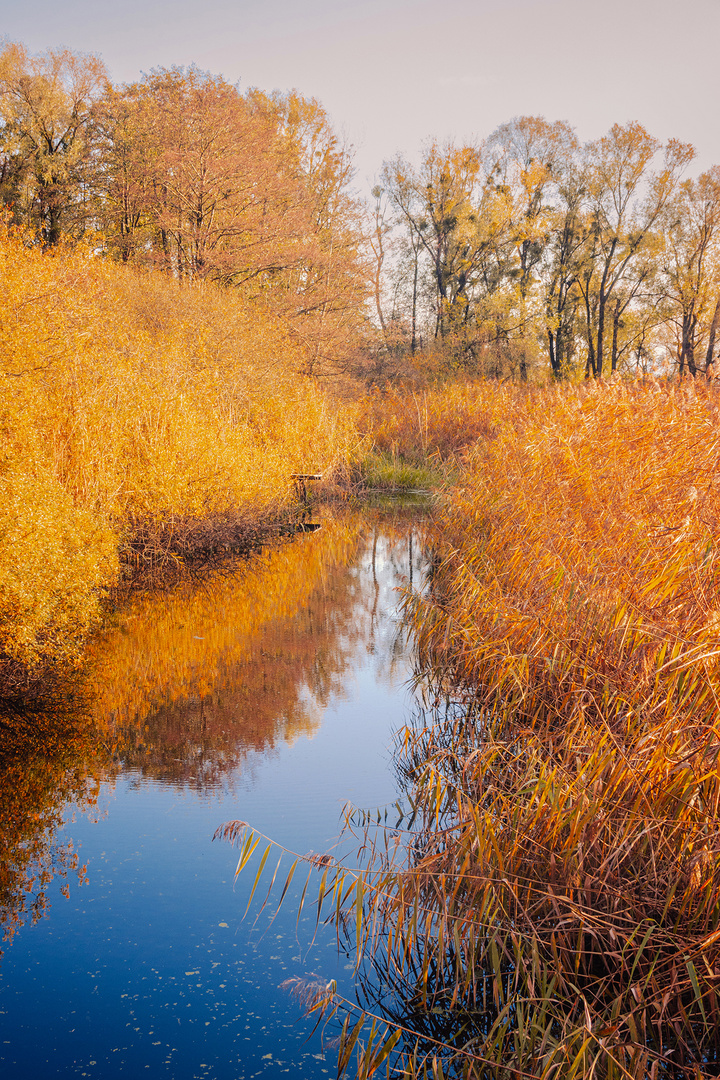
1 0 718 193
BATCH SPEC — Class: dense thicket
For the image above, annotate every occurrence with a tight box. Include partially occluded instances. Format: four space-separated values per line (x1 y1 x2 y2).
0 228 356 685
0 42 369 683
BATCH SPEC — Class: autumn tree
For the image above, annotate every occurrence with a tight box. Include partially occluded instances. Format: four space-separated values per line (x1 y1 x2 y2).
660 167 720 375
487 117 577 299
541 163 587 377
0 43 107 246
376 118 706 381
95 72 368 374
381 141 519 374
256 90 369 375
579 123 693 377
97 68 306 282
91 83 158 261
486 116 579 377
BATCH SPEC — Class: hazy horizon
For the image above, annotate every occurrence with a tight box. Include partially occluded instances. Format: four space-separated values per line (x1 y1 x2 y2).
2 0 719 191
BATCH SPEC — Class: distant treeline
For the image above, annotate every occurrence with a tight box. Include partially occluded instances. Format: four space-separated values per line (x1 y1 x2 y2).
1 42 719 381
373 120 720 380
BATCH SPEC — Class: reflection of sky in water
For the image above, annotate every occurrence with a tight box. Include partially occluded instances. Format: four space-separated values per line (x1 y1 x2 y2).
0 516 426 1078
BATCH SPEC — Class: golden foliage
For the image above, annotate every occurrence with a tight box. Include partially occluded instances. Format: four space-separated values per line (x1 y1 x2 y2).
0 226 357 677
413 378 720 728
361 382 497 463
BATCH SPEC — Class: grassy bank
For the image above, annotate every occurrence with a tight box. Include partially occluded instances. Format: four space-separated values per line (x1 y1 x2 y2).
0 228 357 690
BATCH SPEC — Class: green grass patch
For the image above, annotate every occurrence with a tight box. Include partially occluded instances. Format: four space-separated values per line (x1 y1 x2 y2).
358 451 444 491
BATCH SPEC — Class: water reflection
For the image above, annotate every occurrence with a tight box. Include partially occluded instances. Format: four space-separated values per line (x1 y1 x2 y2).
0 504 429 961
86 509 425 791
0 705 98 955
86 517 364 791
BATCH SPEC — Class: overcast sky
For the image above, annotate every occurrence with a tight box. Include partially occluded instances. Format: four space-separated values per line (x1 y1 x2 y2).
2 0 719 193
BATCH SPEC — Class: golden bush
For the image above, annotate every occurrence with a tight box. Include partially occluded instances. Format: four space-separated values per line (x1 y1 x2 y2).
0 227 357 677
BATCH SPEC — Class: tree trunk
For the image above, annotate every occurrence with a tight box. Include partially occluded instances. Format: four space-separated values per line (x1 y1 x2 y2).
411 253 418 354
611 299 620 373
583 288 596 377
596 289 607 378
704 296 720 372
548 329 560 378
680 311 698 376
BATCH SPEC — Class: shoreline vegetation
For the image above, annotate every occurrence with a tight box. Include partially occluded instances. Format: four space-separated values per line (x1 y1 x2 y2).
3 37 720 1080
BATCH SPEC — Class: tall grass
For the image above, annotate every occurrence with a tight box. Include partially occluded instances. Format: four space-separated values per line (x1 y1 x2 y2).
0 227 357 684
361 383 499 465
414 379 720 732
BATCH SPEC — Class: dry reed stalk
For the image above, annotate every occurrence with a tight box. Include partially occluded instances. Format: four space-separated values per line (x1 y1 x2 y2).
386 378 720 1077
361 384 498 464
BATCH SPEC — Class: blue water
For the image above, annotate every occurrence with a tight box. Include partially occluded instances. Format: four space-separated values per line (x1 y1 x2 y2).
0 516 424 1078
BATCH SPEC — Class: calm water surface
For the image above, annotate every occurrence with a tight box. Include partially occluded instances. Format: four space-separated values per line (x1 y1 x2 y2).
0 508 427 1078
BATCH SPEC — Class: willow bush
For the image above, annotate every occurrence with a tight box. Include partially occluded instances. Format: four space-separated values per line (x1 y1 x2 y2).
0 227 357 684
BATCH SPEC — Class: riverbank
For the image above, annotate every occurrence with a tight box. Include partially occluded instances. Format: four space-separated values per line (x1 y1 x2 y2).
392 378 720 1077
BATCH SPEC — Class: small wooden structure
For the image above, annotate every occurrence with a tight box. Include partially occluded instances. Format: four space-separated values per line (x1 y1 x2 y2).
291 473 322 503
290 472 322 529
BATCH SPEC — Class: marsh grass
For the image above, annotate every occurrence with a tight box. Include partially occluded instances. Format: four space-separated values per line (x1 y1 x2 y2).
358 451 443 493
362 384 498 464
222 379 720 1078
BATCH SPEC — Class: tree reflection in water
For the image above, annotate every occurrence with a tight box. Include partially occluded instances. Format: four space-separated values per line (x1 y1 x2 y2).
86 509 426 791
0 504 430 952
0 703 99 954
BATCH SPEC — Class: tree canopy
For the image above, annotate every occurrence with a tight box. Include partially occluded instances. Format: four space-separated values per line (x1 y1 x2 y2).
2 40 719 381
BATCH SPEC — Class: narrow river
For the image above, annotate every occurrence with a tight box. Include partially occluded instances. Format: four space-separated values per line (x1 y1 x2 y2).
0 505 427 1079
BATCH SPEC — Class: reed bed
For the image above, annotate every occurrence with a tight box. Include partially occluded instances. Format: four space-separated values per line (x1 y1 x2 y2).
361 384 499 465
393 379 720 1076
0 228 357 684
